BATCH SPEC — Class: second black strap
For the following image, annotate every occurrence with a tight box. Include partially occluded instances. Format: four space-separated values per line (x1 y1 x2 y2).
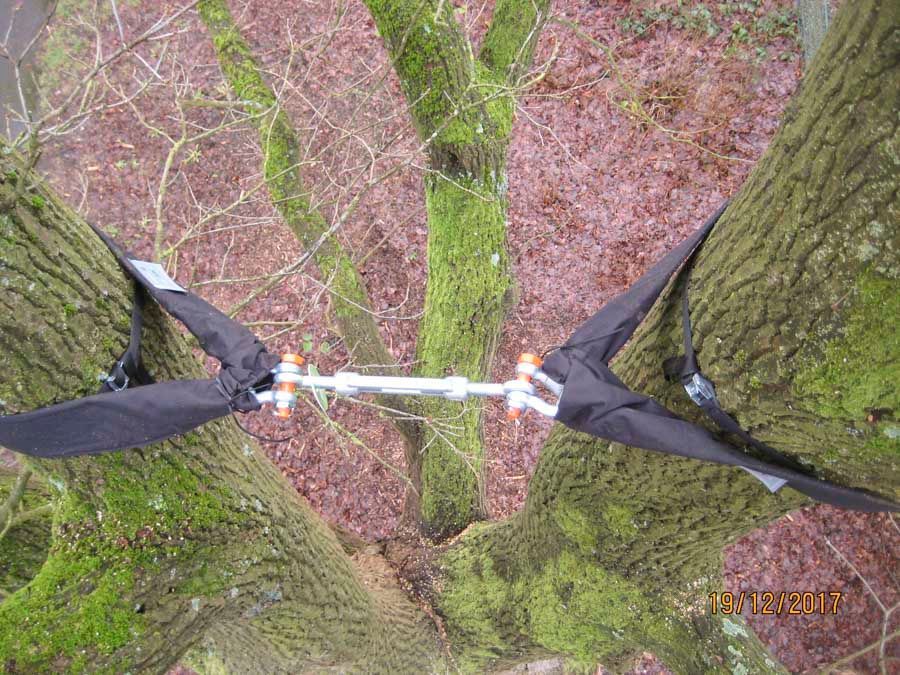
679 274 807 473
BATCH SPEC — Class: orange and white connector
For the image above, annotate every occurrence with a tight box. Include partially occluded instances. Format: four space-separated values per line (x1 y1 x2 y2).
505 353 562 420
254 351 562 421
271 353 304 418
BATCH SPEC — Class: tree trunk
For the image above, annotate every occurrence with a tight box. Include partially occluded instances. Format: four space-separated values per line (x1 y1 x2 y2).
203 0 550 539
196 0 425 514
364 0 549 539
196 0 398 380
0 159 442 673
431 0 897 669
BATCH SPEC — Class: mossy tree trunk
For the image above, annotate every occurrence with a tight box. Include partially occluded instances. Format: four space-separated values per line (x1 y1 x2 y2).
798 0 831 64
433 0 898 670
364 0 550 539
0 0 896 673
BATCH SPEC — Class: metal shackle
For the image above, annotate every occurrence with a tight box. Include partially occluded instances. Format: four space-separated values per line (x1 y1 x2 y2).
507 353 543 420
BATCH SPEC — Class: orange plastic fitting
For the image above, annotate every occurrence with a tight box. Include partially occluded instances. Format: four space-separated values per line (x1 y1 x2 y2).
516 352 542 384
509 353 542 420
518 353 543 367
275 353 305 418
281 353 305 366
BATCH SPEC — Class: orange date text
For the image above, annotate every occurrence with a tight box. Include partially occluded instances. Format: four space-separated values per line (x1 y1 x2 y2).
708 591 843 615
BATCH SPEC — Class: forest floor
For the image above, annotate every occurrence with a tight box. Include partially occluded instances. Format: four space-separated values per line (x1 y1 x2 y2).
10 0 898 671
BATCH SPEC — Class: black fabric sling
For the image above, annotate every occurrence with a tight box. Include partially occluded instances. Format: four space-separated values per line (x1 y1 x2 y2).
0 223 278 458
542 204 898 513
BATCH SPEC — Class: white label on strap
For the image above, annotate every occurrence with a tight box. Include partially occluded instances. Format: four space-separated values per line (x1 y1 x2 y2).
742 467 788 493
129 259 186 293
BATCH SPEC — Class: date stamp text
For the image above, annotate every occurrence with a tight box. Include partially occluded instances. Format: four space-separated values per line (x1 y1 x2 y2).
708 591 843 615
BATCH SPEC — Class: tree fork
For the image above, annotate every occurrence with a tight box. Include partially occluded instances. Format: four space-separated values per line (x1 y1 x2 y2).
0 1 892 671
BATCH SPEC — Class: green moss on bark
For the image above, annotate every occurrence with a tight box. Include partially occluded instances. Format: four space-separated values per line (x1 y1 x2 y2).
0 493 148 673
416 175 511 537
0 439 249 672
88 449 244 534
794 271 899 421
364 0 517 180
525 551 679 665
553 502 604 552
479 0 550 81
788 271 900 491
363 1 473 144
437 524 778 673
361 0 540 536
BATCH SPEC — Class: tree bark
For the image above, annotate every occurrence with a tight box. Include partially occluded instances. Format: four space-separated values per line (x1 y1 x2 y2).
431 0 897 669
0 158 442 673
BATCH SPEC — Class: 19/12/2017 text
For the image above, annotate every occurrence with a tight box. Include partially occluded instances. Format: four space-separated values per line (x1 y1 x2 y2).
708 591 843 615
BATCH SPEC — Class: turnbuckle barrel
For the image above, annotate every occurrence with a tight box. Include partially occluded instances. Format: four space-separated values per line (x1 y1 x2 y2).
255 351 562 421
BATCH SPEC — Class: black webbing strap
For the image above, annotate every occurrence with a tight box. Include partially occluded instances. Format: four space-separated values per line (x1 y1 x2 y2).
84 221 279 405
99 284 154 393
677 277 807 475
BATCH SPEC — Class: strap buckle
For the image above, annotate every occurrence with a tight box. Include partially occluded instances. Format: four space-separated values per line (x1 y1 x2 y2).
105 360 130 392
684 372 717 406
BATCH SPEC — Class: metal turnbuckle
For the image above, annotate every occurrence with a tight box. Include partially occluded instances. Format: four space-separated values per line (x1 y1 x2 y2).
253 352 563 421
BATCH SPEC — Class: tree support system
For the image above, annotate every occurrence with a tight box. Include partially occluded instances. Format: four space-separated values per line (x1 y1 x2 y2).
0 0 896 672
1 198 892 511
256 353 562 421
